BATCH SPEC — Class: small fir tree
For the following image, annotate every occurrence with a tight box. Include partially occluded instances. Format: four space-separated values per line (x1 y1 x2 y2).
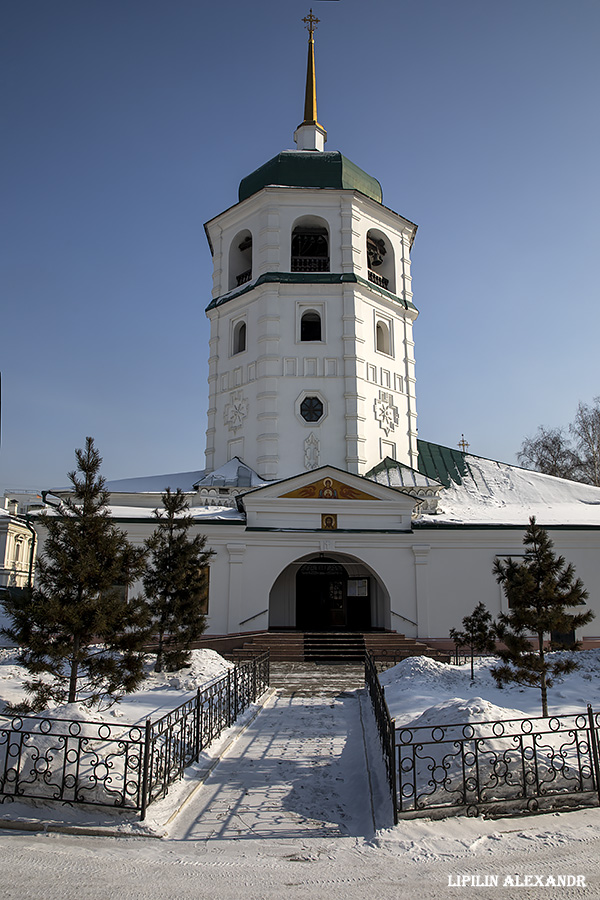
1 438 149 711
143 488 213 672
493 516 593 716
449 602 496 681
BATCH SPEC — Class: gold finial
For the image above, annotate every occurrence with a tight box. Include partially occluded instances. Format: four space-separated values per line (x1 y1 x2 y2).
458 434 470 453
294 9 327 150
303 9 320 37
301 9 320 127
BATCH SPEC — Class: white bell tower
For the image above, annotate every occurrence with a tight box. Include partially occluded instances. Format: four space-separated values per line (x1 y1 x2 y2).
203 12 419 481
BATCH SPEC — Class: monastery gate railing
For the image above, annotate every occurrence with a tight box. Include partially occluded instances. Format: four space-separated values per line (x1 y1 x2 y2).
0 653 270 819
364 652 398 823
365 652 600 819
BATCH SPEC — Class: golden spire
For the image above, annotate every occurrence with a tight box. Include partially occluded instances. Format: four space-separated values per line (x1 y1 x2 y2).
301 10 320 126
294 10 327 151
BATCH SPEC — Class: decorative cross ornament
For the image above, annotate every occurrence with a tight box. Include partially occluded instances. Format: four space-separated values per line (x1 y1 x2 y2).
458 434 470 453
224 391 249 433
304 432 320 470
303 9 319 36
374 391 399 436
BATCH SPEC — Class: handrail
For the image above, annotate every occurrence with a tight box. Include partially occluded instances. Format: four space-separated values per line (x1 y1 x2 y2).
239 608 268 627
391 610 418 627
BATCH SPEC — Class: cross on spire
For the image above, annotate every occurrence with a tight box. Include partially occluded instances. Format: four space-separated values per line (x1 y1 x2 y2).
303 9 320 38
458 434 470 453
294 9 327 150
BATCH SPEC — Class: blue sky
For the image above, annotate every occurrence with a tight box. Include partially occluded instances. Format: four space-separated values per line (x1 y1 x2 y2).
2 0 599 492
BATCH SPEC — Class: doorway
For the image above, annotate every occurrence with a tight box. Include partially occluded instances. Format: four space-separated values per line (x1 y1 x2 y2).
295 560 371 630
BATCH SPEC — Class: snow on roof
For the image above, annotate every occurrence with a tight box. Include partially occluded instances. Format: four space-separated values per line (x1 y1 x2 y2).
193 458 267 489
417 447 600 527
102 458 267 495
72 504 245 523
104 470 206 493
367 457 443 489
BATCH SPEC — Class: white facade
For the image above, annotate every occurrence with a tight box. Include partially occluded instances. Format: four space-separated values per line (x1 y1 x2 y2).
27 24 600 652
37 459 600 647
0 509 35 590
204 185 418 480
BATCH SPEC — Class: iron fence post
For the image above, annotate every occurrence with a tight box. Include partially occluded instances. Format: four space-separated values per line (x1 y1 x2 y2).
227 668 232 727
140 718 152 821
587 705 600 804
234 664 238 720
390 717 398 825
195 687 201 760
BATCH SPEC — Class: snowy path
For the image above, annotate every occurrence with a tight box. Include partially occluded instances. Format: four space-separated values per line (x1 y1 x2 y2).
170 688 375 842
3 685 600 897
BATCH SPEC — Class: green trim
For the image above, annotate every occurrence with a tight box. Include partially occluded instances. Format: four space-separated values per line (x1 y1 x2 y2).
206 272 416 312
244 527 413 534
413 521 600 531
238 151 383 204
87 516 247 526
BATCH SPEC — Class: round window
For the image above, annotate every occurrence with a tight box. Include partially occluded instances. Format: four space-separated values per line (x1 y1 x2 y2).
300 396 324 422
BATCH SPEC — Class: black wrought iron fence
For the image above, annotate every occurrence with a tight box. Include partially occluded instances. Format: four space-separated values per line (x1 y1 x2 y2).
0 653 270 819
396 706 600 818
364 652 398 823
365 653 600 820
144 652 270 816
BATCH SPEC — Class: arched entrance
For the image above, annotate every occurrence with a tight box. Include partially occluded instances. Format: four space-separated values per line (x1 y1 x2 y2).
269 552 388 631
296 558 370 630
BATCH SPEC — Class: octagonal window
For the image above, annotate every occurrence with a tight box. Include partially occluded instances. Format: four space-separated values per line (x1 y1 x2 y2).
300 396 324 423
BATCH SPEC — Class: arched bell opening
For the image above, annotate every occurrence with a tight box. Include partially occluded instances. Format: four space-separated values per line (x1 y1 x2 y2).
366 228 395 293
228 229 253 290
291 215 330 273
268 551 391 631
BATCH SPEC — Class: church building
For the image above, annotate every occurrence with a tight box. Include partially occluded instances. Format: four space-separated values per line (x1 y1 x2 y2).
45 14 600 653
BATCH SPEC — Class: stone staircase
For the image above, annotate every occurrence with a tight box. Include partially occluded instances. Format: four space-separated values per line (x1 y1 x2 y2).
304 632 365 662
364 632 451 664
225 630 449 664
226 631 305 662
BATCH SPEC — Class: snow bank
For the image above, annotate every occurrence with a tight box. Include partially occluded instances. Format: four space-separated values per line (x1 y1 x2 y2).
405 695 528 731
380 650 600 724
144 648 234 692
0 648 235 723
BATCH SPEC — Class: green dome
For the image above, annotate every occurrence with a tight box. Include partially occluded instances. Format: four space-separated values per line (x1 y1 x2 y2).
238 151 383 204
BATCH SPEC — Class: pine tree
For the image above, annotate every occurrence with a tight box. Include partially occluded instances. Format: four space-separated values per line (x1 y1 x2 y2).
449 602 496 681
493 516 593 716
143 488 213 672
0 438 149 712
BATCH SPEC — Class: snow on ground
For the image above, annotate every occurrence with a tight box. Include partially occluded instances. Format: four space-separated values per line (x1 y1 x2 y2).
380 649 600 725
0 647 234 723
3 652 600 898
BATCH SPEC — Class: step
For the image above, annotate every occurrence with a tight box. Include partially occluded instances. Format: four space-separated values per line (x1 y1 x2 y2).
304 632 366 662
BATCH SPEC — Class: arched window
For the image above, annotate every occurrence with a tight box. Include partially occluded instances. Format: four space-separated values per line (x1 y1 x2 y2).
301 310 321 342
291 217 329 272
233 320 246 355
366 229 395 293
376 321 391 355
228 230 253 290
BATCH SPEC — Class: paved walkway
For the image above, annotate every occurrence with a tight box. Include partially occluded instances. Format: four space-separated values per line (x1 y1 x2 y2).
169 666 374 842
269 662 365 694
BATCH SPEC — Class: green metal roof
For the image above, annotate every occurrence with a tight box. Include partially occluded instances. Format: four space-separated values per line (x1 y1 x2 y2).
205 271 417 312
416 439 470 488
238 151 383 204
366 456 442 489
